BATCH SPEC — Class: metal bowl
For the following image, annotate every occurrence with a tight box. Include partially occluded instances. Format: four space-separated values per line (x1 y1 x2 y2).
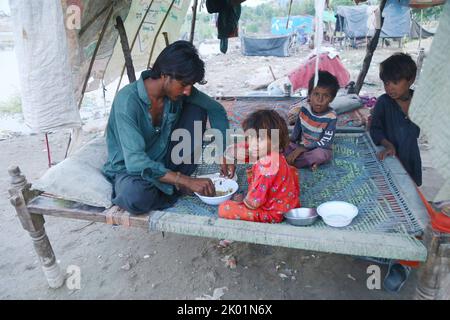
284 208 319 226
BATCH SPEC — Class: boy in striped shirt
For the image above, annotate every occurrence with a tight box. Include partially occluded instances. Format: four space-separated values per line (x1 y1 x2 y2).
285 71 339 170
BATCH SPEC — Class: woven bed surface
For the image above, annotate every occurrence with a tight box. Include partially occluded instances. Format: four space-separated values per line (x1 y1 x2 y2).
152 133 426 260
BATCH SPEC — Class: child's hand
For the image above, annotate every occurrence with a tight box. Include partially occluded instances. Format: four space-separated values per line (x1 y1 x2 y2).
377 145 396 160
232 193 245 203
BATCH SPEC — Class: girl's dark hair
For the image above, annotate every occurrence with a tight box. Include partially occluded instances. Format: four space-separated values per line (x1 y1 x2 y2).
149 40 206 84
380 53 417 83
242 109 289 151
308 71 340 98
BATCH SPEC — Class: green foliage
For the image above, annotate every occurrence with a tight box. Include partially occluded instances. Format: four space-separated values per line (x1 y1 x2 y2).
412 7 444 22
0 95 22 114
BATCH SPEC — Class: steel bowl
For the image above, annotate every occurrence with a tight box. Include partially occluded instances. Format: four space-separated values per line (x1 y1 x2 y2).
284 208 319 226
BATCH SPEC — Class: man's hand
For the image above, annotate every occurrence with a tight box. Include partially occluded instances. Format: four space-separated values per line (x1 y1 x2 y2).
286 146 306 166
181 177 216 196
377 141 396 161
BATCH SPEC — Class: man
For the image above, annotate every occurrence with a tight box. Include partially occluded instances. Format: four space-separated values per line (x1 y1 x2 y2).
102 41 235 214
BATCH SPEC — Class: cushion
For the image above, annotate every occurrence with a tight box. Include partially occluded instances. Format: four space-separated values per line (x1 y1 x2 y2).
330 94 363 115
32 137 113 208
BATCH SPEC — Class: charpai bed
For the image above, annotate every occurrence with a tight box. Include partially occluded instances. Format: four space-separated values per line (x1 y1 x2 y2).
8 131 429 289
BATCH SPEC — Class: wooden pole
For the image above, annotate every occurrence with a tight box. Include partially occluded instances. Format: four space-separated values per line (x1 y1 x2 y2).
114 0 156 96
8 166 65 289
189 0 198 44
78 4 114 109
354 0 388 95
415 222 450 300
115 16 136 83
147 0 176 69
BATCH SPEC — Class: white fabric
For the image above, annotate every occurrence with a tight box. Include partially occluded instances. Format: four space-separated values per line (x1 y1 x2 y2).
410 1 450 202
9 0 81 133
33 137 112 208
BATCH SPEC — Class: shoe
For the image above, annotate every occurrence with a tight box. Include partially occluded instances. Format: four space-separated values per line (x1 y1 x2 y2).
383 260 411 293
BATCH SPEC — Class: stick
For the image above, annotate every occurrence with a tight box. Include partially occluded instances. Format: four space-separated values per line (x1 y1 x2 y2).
190 0 198 43
147 0 176 69
115 16 136 83
354 0 387 95
78 4 114 109
114 0 156 96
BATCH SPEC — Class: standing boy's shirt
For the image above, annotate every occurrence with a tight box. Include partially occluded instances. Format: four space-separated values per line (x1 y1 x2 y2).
290 102 337 150
369 93 422 186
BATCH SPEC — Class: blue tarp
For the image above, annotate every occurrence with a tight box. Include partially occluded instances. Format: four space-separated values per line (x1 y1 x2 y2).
381 0 411 38
336 0 411 39
271 15 313 35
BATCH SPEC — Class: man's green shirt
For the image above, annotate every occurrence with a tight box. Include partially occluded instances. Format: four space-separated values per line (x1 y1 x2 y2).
102 70 229 195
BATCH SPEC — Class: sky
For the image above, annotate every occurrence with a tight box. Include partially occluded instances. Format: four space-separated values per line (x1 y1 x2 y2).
0 0 9 14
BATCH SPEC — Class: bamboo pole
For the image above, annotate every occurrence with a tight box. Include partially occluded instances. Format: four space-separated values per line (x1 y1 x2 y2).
354 0 388 95
78 4 115 109
115 16 136 83
189 0 198 43
147 0 176 69
114 0 156 95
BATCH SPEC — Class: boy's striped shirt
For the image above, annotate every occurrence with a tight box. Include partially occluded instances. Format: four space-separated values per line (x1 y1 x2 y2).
290 102 337 150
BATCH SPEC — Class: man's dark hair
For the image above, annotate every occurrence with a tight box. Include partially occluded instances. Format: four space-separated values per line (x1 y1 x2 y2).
242 109 290 151
149 40 206 84
380 53 417 83
308 71 340 98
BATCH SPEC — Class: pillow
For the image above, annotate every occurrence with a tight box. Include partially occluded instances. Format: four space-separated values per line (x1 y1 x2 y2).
330 94 363 115
32 137 113 208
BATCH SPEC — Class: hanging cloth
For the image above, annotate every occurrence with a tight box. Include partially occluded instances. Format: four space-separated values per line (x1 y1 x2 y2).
206 0 242 53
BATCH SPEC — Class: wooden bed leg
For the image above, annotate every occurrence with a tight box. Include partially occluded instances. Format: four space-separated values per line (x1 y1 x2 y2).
8 166 65 289
415 223 450 300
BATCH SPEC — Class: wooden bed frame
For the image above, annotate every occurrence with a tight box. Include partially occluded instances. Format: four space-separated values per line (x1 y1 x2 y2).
7 163 450 299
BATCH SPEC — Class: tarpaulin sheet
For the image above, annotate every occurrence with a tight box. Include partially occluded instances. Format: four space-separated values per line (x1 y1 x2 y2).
241 35 291 57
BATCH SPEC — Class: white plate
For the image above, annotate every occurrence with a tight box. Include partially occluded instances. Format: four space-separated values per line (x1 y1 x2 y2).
317 201 358 228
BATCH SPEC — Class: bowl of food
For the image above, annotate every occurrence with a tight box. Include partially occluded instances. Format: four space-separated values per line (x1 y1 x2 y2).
194 177 239 206
284 208 319 226
316 201 358 227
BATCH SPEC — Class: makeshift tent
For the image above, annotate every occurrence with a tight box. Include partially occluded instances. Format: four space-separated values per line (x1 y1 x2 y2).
241 34 291 57
9 0 191 133
271 15 314 35
336 1 432 39
380 0 411 38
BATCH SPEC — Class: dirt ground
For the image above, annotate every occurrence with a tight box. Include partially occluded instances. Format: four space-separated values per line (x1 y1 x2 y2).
0 37 444 300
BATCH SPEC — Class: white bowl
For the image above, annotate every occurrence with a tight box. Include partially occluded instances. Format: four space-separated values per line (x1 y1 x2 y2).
194 176 239 206
316 201 358 227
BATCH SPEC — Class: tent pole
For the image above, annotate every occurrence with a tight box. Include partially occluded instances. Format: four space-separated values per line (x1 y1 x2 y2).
45 133 52 168
418 9 423 49
114 0 156 96
78 4 115 109
286 0 293 29
189 0 198 43
354 0 387 95
147 0 176 69
115 16 136 83
79 2 112 37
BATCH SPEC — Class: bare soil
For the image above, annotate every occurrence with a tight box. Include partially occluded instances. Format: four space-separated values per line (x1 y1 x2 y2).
0 37 443 299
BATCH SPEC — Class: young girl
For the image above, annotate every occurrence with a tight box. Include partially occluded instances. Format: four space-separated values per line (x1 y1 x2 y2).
219 110 300 223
